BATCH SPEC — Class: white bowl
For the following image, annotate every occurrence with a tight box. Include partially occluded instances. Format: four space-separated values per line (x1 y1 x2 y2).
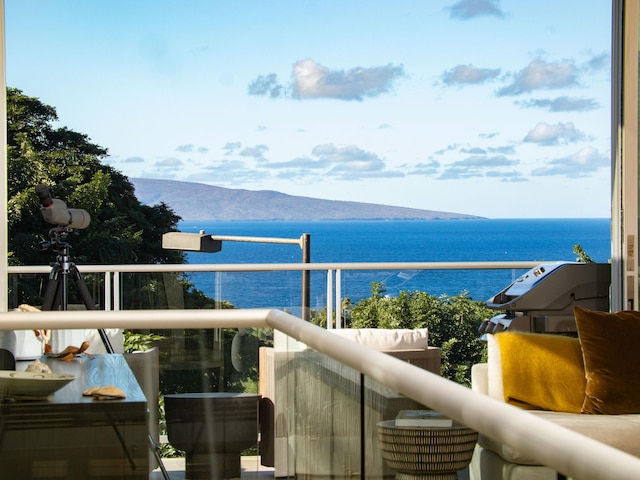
0 370 75 398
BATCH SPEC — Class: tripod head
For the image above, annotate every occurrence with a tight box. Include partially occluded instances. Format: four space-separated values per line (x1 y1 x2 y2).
39 226 75 257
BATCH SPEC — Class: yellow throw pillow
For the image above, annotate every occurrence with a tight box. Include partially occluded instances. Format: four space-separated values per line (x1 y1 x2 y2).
496 331 586 413
574 306 640 414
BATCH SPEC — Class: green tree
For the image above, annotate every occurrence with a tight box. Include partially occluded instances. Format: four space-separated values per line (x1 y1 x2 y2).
349 282 491 385
573 243 594 263
5 87 231 313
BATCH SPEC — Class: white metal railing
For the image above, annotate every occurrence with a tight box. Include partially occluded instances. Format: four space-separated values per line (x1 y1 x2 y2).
0 307 639 479
8 260 541 322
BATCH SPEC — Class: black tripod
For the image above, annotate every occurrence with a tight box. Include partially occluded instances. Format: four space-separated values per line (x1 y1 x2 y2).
40 226 113 353
40 227 170 478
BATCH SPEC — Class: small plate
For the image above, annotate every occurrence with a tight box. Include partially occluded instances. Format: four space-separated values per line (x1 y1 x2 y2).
0 371 75 398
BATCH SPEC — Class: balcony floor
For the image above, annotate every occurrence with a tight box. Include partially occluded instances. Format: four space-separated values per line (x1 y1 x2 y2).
150 456 274 479
150 456 470 479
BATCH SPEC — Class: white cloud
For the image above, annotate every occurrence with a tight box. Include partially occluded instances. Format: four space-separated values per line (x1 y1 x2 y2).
531 147 609 177
247 73 285 98
486 170 528 182
155 157 183 167
441 64 501 86
523 122 586 146
409 160 440 176
498 58 580 96
194 159 266 184
292 59 405 101
518 96 600 112
439 166 484 180
239 145 269 160
176 144 209 154
448 0 504 20
265 156 330 169
451 154 518 168
223 142 242 155
312 143 385 172
123 156 145 163
248 59 405 101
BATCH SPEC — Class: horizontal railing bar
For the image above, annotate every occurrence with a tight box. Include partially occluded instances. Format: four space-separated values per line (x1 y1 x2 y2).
0 308 271 329
8 260 542 274
209 234 304 247
1 307 639 479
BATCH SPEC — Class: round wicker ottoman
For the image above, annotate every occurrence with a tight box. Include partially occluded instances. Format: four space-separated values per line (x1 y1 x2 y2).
376 420 478 480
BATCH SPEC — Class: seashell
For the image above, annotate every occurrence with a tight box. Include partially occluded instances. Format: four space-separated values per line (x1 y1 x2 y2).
25 359 52 374
83 385 126 399
82 386 100 396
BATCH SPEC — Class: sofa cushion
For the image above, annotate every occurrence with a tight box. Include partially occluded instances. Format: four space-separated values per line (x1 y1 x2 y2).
574 306 640 414
478 411 640 464
328 328 428 351
495 332 586 413
470 444 558 480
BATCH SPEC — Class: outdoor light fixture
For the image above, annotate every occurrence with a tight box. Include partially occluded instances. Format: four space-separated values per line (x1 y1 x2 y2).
161 230 311 320
162 231 222 253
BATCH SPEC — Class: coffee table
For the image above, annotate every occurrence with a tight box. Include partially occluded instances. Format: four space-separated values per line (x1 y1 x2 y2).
376 419 478 480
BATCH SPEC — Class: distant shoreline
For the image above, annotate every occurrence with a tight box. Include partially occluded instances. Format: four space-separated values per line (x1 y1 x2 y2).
132 177 484 222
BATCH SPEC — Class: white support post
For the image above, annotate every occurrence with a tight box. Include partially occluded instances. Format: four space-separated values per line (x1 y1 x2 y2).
326 269 333 329
335 269 342 328
0 0 7 313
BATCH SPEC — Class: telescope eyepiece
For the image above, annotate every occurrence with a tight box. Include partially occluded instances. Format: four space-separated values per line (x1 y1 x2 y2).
35 184 53 208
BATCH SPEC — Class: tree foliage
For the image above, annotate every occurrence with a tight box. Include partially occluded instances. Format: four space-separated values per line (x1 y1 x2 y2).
7 87 184 268
346 282 491 385
4 87 233 312
573 243 594 263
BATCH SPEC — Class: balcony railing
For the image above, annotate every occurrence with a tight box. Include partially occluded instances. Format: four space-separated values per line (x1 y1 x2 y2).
8 260 542 318
1 306 640 479
4 261 639 479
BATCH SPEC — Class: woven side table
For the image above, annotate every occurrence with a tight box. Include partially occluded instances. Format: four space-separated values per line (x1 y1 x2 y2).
376 420 478 480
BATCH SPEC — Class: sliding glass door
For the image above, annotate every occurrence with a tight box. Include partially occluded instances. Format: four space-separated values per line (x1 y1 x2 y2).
612 0 639 311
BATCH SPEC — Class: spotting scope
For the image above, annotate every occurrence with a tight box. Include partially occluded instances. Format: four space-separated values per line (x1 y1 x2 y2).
35 184 91 229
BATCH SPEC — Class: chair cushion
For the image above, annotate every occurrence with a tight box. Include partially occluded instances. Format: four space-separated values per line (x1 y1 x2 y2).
495 332 586 413
574 306 640 414
328 328 428 351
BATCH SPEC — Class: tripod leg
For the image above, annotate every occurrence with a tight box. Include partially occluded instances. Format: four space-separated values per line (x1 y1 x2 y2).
70 265 114 354
41 266 63 311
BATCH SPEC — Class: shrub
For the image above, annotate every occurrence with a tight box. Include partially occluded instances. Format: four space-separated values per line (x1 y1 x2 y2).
348 282 491 386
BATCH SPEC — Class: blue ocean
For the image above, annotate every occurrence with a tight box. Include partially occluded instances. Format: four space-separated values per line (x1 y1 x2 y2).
178 218 611 313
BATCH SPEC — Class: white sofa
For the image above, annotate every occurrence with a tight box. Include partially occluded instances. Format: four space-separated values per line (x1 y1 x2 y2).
469 322 640 480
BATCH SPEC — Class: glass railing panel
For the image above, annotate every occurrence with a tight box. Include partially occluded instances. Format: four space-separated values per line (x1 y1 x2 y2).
157 327 266 478
8 271 107 311
271 330 363 479
118 270 323 315
3 263 535 477
5 271 270 478
337 268 528 305
362 373 433 480
268 332 443 480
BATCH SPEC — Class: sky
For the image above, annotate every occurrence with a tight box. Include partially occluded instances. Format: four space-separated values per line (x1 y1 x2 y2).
5 1 612 219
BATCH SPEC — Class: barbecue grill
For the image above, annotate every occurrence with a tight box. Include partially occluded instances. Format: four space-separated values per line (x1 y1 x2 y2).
480 261 610 336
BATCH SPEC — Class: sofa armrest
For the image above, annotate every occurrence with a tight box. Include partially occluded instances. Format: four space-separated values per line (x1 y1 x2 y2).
386 347 441 376
472 363 489 396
